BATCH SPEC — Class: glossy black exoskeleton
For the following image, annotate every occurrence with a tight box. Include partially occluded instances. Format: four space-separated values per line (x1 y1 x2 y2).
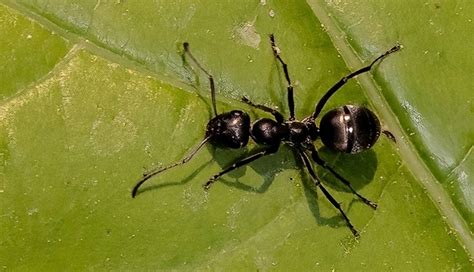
319 105 382 154
132 35 400 237
206 110 250 148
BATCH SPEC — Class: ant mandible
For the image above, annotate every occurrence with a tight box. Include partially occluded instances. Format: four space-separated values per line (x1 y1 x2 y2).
132 34 401 237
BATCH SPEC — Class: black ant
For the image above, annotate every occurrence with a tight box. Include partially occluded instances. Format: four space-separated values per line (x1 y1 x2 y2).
132 34 400 237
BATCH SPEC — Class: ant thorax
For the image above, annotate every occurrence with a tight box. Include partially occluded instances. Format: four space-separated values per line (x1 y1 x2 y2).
284 120 311 144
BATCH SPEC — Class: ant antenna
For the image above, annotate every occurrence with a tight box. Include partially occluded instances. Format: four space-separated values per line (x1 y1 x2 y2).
183 42 218 117
132 136 211 197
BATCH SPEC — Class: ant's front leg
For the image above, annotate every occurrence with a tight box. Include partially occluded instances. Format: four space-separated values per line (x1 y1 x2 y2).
203 146 279 190
241 96 284 123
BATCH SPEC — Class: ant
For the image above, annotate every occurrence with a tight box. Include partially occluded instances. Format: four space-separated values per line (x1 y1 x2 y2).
132 34 401 237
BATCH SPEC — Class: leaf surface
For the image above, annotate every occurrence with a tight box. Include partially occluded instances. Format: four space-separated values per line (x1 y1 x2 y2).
0 1 472 270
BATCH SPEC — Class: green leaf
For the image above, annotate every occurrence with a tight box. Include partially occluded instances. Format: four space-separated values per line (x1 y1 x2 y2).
0 0 472 270
309 0 474 235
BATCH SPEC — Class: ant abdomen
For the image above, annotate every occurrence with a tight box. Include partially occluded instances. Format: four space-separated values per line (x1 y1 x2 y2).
206 110 251 148
319 105 381 154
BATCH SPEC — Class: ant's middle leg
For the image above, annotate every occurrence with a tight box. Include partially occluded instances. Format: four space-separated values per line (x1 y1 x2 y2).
269 34 295 121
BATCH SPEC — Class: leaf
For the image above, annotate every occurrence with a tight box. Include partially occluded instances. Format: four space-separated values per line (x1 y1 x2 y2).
308 0 474 235
0 0 472 270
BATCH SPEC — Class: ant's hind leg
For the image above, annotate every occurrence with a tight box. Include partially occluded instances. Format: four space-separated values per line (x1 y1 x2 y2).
312 45 401 119
382 130 396 143
298 149 359 237
309 145 377 209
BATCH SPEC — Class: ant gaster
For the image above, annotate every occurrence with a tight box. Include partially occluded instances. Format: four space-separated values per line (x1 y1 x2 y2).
132 35 401 237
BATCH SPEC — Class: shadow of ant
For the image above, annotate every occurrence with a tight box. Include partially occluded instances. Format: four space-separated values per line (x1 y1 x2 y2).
206 144 377 233
316 146 378 192
298 156 371 232
212 145 296 194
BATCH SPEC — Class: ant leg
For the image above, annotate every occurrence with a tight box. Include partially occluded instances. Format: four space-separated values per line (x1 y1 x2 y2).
312 45 401 119
270 34 295 121
241 96 284 123
298 149 359 237
132 136 211 198
309 145 377 209
183 42 218 117
204 145 279 190
382 130 396 143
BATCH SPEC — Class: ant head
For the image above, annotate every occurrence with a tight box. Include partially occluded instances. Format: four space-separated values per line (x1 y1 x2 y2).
206 110 251 149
